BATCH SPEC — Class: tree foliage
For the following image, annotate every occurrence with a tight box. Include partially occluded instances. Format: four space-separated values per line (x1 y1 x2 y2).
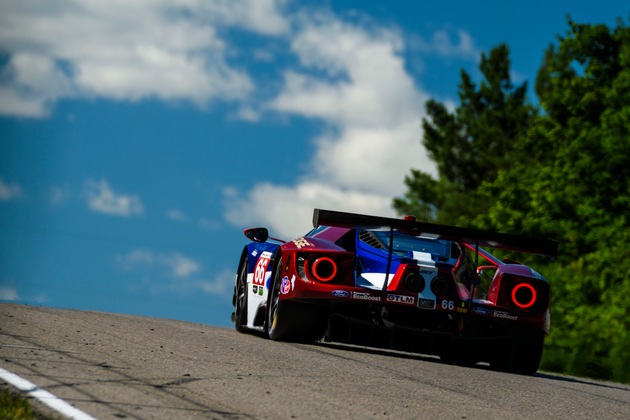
393 44 537 224
395 18 630 382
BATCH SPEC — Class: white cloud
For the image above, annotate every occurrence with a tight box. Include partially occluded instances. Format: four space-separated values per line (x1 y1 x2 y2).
199 218 221 231
0 286 19 301
49 184 71 206
167 208 187 222
0 3 472 240
224 12 437 237
137 272 233 298
117 248 200 278
0 53 74 117
410 28 479 61
224 181 391 237
195 268 234 297
0 178 23 201
235 105 261 122
167 253 200 278
193 0 290 35
84 178 144 217
0 0 289 117
116 248 233 296
118 248 155 267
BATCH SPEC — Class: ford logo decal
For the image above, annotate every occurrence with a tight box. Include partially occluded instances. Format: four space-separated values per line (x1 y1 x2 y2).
332 290 349 298
473 306 491 315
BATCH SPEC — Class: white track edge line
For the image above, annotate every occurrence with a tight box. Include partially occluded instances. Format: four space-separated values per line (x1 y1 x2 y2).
0 367 97 420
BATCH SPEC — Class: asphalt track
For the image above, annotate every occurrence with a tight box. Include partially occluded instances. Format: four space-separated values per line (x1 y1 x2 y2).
1 303 628 419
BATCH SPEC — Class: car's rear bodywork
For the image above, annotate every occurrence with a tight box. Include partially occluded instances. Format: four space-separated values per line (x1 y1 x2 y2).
232 209 558 374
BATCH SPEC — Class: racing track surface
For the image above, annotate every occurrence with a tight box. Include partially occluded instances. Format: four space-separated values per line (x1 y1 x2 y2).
1 303 629 419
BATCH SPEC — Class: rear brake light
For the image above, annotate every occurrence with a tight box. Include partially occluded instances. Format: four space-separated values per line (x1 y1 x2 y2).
511 283 537 309
310 257 337 282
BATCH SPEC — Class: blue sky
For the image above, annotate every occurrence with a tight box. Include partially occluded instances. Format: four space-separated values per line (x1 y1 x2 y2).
1 1 627 327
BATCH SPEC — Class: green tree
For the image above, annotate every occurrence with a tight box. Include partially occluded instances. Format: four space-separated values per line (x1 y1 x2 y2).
474 18 630 382
478 18 630 258
393 44 537 224
397 18 630 383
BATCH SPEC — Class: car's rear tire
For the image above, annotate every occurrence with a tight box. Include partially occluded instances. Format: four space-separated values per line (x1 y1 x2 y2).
266 256 293 340
508 329 545 374
490 327 544 374
266 256 326 342
233 255 248 333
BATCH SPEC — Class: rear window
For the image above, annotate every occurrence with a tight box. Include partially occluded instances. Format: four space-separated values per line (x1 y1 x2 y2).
364 230 452 259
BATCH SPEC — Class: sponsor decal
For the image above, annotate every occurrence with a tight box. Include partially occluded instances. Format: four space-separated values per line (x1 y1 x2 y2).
293 238 312 249
258 287 263 296
253 285 258 294
386 294 415 305
251 250 258 257
493 310 518 321
472 306 491 316
417 298 436 310
253 252 272 286
456 307 468 314
352 292 380 302
281 276 291 295
332 290 349 298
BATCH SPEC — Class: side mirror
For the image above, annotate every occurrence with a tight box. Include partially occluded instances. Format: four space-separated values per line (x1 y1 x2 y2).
244 228 269 243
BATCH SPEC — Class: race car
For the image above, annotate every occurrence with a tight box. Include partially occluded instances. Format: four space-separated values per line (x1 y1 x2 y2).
231 209 558 374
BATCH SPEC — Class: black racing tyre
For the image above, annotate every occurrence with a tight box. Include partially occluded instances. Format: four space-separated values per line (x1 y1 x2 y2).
490 327 545 374
266 256 292 340
233 255 248 333
266 257 326 342
508 329 545 374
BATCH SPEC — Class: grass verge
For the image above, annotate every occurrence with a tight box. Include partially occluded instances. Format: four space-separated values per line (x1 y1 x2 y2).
0 387 36 420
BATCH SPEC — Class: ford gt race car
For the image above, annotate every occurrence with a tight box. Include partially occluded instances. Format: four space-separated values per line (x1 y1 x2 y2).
231 209 558 374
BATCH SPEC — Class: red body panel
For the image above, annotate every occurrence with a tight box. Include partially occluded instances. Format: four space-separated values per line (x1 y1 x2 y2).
275 242 550 333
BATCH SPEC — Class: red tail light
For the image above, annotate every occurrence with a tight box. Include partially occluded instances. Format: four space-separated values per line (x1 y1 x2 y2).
511 283 537 309
310 257 337 282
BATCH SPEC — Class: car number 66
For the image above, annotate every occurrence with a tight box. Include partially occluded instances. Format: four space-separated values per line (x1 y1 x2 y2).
253 255 270 286
441 300 455 311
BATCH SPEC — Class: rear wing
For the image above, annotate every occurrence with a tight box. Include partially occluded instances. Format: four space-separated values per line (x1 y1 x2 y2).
313 208 558 258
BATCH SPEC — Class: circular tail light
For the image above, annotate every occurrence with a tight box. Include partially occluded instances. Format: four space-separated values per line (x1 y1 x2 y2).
311 257 337 282
512 283 537 309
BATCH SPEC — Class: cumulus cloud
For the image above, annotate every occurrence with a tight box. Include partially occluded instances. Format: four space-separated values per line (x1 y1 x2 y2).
410 28 479 61
0 0 289 117
199 218 221 231
49 184 71 206
224 12 437 237
0 2 475 239
0 286 20 301
116 248 232 296
0 178 23 201
117 248 200 278
167 208 188 222
84 179 144 217
224 181 390 237
195 268 234 296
